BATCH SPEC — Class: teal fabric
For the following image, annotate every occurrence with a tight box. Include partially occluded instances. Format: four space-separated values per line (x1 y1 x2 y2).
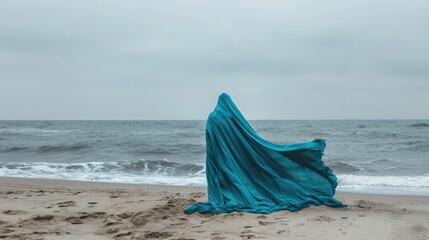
185 93 344 214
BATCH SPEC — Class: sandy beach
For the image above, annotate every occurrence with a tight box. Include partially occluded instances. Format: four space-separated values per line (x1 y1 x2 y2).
0 177 427 240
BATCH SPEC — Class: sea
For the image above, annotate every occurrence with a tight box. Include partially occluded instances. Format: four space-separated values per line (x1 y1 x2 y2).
0 120 428 194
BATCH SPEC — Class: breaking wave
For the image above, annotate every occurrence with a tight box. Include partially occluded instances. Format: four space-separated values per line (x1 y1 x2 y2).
0 160 206 186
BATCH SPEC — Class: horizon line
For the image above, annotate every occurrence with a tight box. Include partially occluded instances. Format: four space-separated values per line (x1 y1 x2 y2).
1 118 428 121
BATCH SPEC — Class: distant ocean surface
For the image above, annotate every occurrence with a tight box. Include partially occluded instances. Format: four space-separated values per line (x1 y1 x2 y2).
1 120 428 193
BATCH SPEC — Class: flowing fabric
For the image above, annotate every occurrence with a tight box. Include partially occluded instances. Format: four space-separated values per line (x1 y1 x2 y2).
185 93 344 214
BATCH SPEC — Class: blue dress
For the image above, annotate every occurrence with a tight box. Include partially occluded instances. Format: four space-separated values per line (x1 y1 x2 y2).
185 93 344 214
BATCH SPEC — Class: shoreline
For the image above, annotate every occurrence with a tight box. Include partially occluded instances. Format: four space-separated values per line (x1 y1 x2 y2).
1 176 428 197
0 176 428 239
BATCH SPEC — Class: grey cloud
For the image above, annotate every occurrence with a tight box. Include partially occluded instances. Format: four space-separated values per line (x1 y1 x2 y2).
0 0 428 120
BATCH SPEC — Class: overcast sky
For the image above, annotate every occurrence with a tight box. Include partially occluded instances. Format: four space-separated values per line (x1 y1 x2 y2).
0 0 428 120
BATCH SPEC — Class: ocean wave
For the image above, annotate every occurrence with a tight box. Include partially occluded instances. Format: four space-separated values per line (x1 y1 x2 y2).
0 128 62 134
397 141 429 152
337 174 429 190
0 145 89 153
350 131 366 136
409 123 429 127
369 158 399 163
133 144 205 155
0 160 206 186
361 140 429 152
0 147 29 153
350 131 400 138
328 162 363 173
37 145 89 153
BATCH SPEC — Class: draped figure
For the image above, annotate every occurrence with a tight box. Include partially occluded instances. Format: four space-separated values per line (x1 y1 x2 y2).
185 93 344 214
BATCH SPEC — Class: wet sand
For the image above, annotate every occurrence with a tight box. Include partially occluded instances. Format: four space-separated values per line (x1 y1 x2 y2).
0 176 428 240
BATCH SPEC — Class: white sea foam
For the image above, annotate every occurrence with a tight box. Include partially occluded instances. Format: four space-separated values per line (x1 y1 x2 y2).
0 161 207 186
337 174 429 190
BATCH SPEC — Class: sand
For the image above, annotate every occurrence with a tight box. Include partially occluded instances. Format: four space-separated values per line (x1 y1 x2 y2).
0 176 427 240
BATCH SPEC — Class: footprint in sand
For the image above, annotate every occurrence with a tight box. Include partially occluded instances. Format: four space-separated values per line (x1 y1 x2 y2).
57 200 77 207
221 212 244 220
258 221 275 226
64 217 83 225
240 234 258 239
104 221 123 227
32 215 55 221
255 215 267 219
308 215 336 223
143 231 173 239
116 212 133 219
105 227 120 234
1 229 15 234
79 211 106 219
2 210 27 215
212 236 227 240
115 231 132 238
